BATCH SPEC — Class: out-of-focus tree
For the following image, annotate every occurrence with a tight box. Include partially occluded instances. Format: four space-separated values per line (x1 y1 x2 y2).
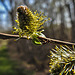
1 0 75 74
59 0 67 40
1 0 15 26
1 0 25 27
64 0 75 42
71 0 75 42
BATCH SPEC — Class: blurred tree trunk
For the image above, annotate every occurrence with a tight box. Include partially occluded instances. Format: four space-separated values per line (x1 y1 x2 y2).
49 21 55 38
9 0 16 26
1 0 25 27
23 0 29 6
1 0 16 26
48 0 56 38
66 0 75 42
71 0 75 42
59 6 66 40
71 20 75 42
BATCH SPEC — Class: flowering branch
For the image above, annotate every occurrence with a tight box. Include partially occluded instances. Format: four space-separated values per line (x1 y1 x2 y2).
0 32 75 47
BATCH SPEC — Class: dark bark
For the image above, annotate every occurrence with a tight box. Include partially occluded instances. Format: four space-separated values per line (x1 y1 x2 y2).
71 0 75 42
59 6 66 40
1 0 16 26
66 0 75 42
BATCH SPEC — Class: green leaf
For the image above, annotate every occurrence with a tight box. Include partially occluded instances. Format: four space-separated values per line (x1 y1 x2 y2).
32 34 42 45
32 38 42 45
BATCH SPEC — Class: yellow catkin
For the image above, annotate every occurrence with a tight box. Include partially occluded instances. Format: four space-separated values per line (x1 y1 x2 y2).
13 5 50 38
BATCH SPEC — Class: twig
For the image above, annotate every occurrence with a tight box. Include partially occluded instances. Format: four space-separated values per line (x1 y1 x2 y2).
38 36 75 47
0 33 27 39
0 32 75 47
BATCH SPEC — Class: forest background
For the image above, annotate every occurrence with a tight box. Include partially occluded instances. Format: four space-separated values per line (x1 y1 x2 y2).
0 0 75 75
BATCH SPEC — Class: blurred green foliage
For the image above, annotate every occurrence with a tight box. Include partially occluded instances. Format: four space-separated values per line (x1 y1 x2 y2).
0 41 34 75
0 44 16 75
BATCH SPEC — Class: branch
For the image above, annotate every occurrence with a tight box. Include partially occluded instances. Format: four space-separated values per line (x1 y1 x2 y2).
0 33 75 47
0 33 27 39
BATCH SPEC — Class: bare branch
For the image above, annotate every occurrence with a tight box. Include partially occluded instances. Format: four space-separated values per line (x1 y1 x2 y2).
0 33 27 39
0 32 75 47
38 37 75 47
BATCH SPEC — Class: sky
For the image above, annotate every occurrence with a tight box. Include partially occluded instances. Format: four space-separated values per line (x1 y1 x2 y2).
0 0 71 31
0 0 11 30
0 0 34 31
29 0 35 4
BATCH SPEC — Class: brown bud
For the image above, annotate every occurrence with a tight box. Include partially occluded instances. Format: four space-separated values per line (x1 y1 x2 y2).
17 5 28 14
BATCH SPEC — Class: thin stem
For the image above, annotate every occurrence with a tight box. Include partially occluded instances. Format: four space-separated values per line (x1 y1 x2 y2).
0 32 75 47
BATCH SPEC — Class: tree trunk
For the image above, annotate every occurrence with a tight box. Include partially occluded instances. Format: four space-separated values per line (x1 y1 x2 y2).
66 0 75 42
59 6 66 40
71 0 75 42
